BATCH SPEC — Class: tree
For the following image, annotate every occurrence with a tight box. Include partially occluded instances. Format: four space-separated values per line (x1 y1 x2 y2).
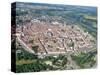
32 45 39 53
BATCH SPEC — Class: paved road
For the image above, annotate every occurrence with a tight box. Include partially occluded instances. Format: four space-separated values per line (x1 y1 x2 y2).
66 53 80 69
16 37 35 54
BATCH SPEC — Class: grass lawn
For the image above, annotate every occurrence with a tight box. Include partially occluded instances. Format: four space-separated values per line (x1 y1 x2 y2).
16 59 37 65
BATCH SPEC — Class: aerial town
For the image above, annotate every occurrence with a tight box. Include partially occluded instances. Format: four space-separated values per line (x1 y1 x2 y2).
11 2 97 72
16 19 94 57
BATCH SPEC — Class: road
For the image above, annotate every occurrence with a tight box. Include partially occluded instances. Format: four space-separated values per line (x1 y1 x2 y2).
16 37 35 54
